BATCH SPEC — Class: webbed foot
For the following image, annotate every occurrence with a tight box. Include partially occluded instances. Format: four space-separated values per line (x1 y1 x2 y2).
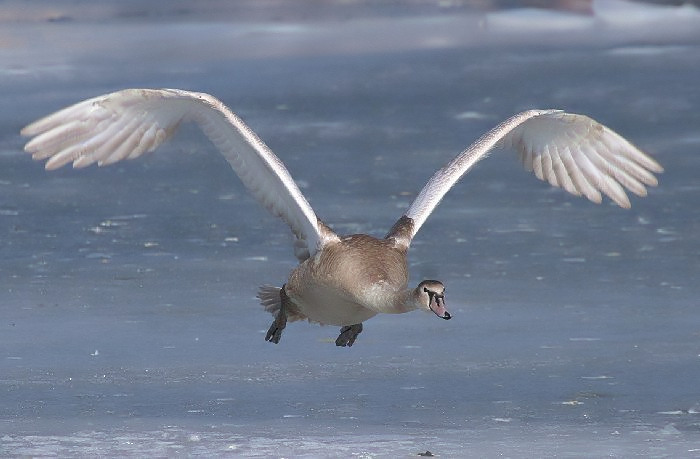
265 315 286 344
335 323 363 347
265 285 289 344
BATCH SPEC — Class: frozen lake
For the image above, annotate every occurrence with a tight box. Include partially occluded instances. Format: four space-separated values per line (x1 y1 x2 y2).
2 1 700 456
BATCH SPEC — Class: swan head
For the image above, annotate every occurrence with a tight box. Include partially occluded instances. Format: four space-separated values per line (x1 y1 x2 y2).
415 280 451 320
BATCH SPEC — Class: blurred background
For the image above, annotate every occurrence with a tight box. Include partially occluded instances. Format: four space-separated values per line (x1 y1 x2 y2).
1 1 699 456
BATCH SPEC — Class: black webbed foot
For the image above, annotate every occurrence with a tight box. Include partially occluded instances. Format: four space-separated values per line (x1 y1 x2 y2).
335 323 363 347
265 285 289 344
265 316 286 344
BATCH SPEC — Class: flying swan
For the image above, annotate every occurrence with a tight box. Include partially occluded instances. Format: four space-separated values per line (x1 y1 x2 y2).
21 88 663 346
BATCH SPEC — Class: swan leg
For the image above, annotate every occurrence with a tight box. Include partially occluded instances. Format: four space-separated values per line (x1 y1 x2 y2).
265 285 289 344
335 323 363 347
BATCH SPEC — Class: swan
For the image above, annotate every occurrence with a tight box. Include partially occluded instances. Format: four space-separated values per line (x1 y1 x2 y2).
21 88 663 346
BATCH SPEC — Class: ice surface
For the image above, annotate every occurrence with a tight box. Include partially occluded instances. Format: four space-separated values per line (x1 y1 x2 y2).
2 1 700 457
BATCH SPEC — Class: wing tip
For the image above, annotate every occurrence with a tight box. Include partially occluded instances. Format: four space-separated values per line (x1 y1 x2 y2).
20 125 35 138
649 160 664 174
44 156 67 171
44 161 59 171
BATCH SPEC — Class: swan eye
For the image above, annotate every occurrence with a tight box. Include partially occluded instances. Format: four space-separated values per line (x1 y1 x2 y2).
423 287 444 306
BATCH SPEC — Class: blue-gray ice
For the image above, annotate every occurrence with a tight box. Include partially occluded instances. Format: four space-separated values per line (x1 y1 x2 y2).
1 1 700 457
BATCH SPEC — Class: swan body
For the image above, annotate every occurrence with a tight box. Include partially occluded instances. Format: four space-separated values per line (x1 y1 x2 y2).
21 88 663 346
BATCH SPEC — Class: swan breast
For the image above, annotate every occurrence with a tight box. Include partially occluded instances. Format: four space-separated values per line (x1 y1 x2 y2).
286 234 409 324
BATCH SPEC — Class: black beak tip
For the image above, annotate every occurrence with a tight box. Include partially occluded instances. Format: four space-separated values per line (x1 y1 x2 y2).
443 311 451 320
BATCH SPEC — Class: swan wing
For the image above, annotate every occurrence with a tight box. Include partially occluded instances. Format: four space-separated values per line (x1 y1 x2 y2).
388 110 663 245
21 88 337 260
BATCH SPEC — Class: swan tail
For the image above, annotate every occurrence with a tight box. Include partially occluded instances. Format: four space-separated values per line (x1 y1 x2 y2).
257 285 307 322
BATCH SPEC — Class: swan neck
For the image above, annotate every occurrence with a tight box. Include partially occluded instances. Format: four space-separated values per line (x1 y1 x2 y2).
387 287 420 314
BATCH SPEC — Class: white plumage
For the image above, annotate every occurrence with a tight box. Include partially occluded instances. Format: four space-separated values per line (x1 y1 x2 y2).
22 89 334 262
404 109 662 239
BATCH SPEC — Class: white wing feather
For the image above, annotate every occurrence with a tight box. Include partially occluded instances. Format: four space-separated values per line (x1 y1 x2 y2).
402 110 663 242
21 88 337 260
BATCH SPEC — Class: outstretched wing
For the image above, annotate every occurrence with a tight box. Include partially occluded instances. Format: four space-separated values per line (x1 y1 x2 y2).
21 88 338 260
387 109 663 246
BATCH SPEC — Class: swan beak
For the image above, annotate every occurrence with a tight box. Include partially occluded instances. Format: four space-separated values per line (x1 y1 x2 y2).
429 296 451 320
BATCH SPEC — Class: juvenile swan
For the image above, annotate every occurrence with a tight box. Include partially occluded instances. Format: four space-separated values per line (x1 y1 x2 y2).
21 89 663 347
